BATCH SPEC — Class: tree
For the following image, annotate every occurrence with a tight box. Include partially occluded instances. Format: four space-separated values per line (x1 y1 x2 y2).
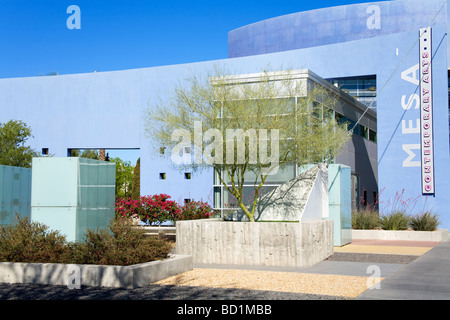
131 157 140 200
146 68 350 222
110 157 134 199
70 149 100 159
0 120 39 168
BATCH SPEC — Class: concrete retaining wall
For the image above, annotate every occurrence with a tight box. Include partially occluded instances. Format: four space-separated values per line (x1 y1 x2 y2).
176 219 333 267
0 254 192 289
352 229 449 242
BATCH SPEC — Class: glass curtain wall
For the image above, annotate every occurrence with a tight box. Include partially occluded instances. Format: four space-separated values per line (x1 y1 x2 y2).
327 76 377 110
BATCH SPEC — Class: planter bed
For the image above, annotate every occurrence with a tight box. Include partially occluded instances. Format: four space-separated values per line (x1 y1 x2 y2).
0 254 192 289
352 229 449 242
176 219 334 267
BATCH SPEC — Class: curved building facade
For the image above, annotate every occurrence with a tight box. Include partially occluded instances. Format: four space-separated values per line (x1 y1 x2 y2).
1 0 449 229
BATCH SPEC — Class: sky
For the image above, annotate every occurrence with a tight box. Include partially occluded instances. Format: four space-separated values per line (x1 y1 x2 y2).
0 0 388 163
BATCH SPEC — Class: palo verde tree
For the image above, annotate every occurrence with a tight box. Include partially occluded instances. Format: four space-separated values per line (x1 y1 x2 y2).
146 68 350 222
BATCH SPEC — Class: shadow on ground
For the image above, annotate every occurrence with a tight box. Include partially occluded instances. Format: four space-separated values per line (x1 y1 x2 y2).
0 283 347 300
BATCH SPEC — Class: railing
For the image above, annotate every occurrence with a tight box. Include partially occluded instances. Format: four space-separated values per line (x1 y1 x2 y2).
136 225 176 239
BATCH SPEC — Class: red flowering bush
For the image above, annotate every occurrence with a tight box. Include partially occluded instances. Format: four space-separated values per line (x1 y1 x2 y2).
178 200 214 220
115 195 214 223
115 194 181 225
139 194 181 224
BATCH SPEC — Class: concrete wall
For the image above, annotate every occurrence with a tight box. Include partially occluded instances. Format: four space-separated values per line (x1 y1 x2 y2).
0 255 192 289
176 219 333 267
352 229 449 242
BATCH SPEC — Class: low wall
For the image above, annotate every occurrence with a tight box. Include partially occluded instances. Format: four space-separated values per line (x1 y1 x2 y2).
176 219 333 267
352 229 449 242
0 254 192 289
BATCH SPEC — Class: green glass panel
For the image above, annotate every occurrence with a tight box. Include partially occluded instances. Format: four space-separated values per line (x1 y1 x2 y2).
31 207 77 242
328 164 352 246
0 165 32 226
31 158 78 207
30 158 115 242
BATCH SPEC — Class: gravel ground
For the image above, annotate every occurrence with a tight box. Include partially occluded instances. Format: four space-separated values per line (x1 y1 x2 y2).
325 252 418 264
0 252 409 301
154 268 378 298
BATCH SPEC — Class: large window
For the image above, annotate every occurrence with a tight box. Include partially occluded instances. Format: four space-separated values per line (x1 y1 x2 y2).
327 75 377 110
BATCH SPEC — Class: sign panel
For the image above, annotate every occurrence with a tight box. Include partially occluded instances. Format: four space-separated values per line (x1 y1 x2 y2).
419 27 435 195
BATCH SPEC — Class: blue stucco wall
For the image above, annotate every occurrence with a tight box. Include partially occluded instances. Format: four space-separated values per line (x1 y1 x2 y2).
228 0 448 59
1 0 449 229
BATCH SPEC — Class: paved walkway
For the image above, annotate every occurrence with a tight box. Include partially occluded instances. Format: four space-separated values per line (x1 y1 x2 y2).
356 239 450 299
189 237 450 299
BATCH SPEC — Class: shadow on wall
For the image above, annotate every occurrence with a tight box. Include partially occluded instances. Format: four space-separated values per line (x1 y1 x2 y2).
231 164 328 222
336 134 378 208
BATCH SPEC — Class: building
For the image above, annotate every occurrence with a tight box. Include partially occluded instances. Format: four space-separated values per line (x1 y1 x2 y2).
1 0 449 229
210 69 377 216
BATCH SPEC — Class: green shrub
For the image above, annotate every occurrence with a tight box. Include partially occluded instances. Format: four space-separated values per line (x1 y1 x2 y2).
352 209 380 229
0 214 173 266
64 218 173 266
0 214 68 263
409 212 439 231
380 211 410 230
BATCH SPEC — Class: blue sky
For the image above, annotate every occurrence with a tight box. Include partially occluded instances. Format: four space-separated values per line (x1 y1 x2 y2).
0 0 388 78
0 0 386 162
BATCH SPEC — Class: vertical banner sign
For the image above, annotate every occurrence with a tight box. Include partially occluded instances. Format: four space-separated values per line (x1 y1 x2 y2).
419 27 435 195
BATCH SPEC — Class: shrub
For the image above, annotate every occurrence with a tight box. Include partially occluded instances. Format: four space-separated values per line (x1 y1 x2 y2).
179 200 214 220
139 194 181 224
380 211 410 230
409 212 439 231
0 214 173 266
64 218 172 266
0 214 68 263
115 194 215 224
352 209 380 230
115 194 181 225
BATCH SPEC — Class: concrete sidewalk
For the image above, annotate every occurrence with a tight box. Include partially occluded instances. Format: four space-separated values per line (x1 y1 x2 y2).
356 239 450 299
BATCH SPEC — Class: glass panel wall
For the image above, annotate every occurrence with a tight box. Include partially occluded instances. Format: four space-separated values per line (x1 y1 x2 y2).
327 75 377 109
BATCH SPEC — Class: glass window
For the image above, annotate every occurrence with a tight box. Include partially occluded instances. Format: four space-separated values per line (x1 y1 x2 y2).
327 75 376 108
369 129 377 143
